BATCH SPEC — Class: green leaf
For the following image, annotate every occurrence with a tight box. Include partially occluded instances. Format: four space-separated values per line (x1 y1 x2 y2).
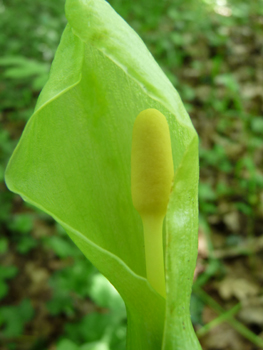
65 313 113 344
0 56 49 86
47 258 95 316
44 235 78 258
5 0 200 349
0 281 8 300
7 214 33 234
89 273 126 315
0 299 34 338
0 266 18 280
57 339 79 350
0 237 8 254
80 342 110 350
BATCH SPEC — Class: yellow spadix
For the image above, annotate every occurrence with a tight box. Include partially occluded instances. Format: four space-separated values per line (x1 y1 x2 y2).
131 108 174 298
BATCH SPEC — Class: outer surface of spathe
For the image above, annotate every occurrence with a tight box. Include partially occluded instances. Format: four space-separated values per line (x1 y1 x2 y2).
5 0 201 349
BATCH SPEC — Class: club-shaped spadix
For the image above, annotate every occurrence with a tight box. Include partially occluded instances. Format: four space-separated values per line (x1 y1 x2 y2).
131 108 174 298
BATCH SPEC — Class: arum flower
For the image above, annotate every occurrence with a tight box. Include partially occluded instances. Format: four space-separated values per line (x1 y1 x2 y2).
5 0 201 349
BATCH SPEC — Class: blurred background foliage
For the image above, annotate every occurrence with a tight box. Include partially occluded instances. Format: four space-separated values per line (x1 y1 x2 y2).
1 0 263 349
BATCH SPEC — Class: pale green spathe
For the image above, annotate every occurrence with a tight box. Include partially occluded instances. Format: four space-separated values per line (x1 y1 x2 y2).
5 0 201 349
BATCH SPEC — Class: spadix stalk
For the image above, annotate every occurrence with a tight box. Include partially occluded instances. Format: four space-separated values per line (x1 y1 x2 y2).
131 109 174 298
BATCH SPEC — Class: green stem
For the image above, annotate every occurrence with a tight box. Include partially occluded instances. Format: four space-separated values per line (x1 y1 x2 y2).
142 215 165 298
